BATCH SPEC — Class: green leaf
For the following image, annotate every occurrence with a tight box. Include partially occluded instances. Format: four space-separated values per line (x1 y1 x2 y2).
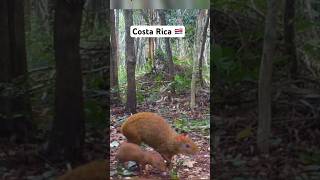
236 126 252 140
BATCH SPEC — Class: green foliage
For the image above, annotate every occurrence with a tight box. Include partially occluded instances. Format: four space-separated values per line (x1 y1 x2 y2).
174 118 190 132
26 17 54 69
184 18 196 45
214 0 266 12
146 88 161 102
136 91 145 103
173 74 191 93
155 73 165 82
296 17 315 33
169 167 179 180
88 75 106 90
84 99 106 129
118 65 127 85
81 13 109 40
146 58 153 72
173 56 192 66
155 48 165 59
174 118 210 134
213 45 258 83
303 40 320 58
136 83 145 103
299 150 320 165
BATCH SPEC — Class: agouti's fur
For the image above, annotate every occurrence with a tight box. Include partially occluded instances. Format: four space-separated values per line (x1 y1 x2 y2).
116 142 167 172
57 160 106 180
121 112 198 167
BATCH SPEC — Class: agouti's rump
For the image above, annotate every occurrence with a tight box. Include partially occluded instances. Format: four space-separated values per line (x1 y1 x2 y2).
57 160 107 180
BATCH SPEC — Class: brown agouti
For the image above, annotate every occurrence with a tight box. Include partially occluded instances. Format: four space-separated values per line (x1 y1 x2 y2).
121 112 198 167
116 142 167 173
57 160 107 180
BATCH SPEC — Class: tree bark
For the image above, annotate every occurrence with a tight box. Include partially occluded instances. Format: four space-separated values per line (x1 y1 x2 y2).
284 0 297 78
124 10 137 113
110 9 120 103
257 0 278 154
47 0 85 162
159 10 174 81
0 0 33 142
191 10 206 110
24 0 32 32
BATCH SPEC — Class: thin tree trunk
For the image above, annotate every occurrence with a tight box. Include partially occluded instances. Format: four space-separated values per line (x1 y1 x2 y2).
305 0 319 40
191 10 206 110
124 10 137 113
159 10 174 81
150 10 155 70
257 0 278 154
47 0 85 162
24 0 31 32
110 9 120 102
284 0 297 78
116 9 120 62
198 11 210 87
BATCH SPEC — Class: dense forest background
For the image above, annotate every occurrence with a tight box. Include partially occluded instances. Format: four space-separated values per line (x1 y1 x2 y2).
1 0 108 179
109 9 210 179
212 0 320 179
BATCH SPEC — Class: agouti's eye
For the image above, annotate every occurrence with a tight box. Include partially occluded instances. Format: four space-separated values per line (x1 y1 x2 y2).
185 144 190 148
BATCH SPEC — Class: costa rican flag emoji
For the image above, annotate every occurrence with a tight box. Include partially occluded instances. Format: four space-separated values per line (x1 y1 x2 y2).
175 28 183 34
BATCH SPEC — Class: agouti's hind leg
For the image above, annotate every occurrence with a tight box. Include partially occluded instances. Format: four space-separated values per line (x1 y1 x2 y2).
124 127 142 145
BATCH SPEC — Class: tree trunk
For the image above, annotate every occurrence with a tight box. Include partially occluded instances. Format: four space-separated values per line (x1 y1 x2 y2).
24 0 32 32
257 0 278 154
33 0 53 34
115 9 120 72
95 0 108 29
159 10 174 81
47 0 85 163
198 11 210 87
47 0 56 34
0 0 33 142
143 10 155 72
110 9 120 103
124 10 137 113
305 0 319 40
191 10 206 110
284 0 297 78
84 0 95 33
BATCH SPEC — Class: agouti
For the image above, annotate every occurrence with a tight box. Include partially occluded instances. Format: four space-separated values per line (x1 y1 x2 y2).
116 142 167 173
57 160 107 180
121 112 198 167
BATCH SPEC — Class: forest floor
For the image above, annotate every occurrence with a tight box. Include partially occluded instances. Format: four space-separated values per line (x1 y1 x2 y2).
214 73 320 179
109 73 210 179
0 125 106 180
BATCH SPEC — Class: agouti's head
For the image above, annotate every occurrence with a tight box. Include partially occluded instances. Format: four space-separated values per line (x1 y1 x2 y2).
146 152 167 172
151 157 167 172
175 134 198 155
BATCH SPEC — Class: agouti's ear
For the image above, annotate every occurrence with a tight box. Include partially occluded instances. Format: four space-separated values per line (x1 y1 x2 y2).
175 134 187 141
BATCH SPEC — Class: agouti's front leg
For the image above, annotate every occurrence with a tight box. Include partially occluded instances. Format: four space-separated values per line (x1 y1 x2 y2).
161 154 172 169
139 163 146 174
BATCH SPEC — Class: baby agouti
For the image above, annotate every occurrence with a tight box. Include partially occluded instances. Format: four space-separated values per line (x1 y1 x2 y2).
57 160 107 180
121 112 198 167
116 142 167 173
